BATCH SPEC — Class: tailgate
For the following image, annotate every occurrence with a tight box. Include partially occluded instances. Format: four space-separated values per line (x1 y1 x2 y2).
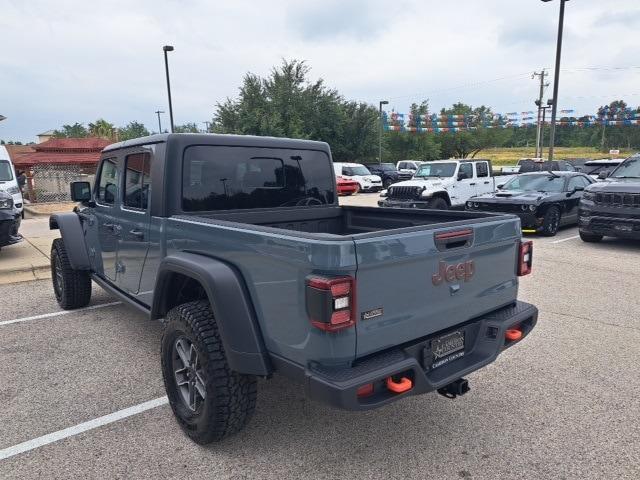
353 217 521 359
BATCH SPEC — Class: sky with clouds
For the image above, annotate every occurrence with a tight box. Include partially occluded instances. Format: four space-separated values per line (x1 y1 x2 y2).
1 0 639 142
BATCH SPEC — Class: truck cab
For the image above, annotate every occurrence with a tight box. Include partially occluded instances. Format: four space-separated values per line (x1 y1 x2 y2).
379 159 494 209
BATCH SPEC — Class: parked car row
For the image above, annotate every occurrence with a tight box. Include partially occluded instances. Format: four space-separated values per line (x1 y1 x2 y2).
377 154 640 240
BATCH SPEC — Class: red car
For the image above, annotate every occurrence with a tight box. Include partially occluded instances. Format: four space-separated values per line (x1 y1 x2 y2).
336 176 359 195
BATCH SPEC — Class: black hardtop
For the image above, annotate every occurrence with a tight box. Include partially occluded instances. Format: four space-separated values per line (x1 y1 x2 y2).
102 133 331 154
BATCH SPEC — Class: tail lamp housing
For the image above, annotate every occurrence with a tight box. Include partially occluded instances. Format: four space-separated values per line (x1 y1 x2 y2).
306 275 356 332
518 240 533 276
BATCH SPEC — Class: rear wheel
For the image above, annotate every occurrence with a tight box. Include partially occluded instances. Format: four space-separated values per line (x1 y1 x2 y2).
541 206 561 236
50 238 91 309
579 231 603 243
161 300 257 444
427 197 448 210
383 178 393 189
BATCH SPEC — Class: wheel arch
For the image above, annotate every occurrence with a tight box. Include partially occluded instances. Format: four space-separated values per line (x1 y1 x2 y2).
49 213 90 270
430 191 452 206
152 252 272 376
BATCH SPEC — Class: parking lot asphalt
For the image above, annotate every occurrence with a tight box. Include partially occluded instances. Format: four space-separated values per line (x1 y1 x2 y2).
1 206 639 478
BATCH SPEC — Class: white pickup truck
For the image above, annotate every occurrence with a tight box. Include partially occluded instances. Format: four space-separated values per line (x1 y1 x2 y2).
379 159 495 209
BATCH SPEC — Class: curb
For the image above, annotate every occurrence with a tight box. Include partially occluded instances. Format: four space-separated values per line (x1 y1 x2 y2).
0 264 51 285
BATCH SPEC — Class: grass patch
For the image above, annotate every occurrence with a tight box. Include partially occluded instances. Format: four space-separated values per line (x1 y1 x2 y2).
478 147 632 166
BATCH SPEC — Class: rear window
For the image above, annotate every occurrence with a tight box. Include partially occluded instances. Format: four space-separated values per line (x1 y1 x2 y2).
182 146 335 211
0 161 13 181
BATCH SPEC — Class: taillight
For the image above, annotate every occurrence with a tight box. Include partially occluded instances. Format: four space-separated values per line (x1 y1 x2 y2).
306 275 356 332
518 241 533 276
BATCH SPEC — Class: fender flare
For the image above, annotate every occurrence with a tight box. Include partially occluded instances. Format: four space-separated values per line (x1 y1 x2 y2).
151 252 272 376
49 213 90 270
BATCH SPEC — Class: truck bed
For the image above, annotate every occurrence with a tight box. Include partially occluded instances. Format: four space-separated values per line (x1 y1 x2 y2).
177 205 513 238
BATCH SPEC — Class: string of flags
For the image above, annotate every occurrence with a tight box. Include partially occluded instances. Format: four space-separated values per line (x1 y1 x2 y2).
383 110 640 133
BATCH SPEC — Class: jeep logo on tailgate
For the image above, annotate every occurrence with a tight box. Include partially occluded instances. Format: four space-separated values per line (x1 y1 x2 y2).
432 260 475 285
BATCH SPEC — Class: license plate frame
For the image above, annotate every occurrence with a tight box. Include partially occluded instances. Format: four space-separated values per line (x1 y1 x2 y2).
431 330 465 370
614 223 633 232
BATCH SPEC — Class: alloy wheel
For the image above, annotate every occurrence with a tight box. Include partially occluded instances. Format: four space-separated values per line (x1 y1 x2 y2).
173 337 207 412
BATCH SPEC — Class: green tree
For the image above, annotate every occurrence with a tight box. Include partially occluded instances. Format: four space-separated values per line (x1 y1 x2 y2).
88 119 116 139
212 59 379 162
53 122 88 138
118 121 150 140
174 122 200 133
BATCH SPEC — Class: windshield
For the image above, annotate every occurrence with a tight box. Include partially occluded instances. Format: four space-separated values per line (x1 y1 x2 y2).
502 174 566 193
0 161 13 181
343 166 371 176
610 156 640 178
415 162 456 178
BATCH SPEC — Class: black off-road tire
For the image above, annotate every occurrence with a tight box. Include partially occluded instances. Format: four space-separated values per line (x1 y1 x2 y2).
161 300 257 444
427 197 449 210
541 206 561 236
50 238 91 309
579 230 603 243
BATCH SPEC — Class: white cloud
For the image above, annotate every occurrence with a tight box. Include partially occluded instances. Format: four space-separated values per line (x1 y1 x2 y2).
1 0 639 142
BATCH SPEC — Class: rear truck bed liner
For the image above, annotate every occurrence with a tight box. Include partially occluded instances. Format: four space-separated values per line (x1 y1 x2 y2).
271 301 537 410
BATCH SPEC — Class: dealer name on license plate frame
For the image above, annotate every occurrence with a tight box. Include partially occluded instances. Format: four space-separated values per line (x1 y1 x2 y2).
430 330 465 370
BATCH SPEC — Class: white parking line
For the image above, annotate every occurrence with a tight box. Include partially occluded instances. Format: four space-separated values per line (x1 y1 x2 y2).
551 235 580 244
0 302 122 327
0 396 169 461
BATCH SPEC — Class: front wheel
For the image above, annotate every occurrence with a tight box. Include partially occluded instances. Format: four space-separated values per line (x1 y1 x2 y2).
541 206 561 236
427 197 449 210
580 231 603 243
51 238 91 309
161 300 257 444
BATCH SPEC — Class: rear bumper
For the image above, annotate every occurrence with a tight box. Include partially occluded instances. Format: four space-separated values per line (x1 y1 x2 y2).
273 301 538 411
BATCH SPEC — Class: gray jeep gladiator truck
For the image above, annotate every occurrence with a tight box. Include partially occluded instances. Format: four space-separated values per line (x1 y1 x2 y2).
50 133 537 444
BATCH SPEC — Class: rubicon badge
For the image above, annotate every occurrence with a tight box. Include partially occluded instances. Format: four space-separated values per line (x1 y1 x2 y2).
432 260 475 285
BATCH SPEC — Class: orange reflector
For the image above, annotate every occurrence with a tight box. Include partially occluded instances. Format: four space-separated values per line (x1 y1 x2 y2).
505 329 523 341
356 383 374 398
386 377 413 394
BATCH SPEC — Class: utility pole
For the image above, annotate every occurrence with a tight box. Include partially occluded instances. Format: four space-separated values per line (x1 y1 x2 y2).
543 0 569 170
533 69 549 158
162 45 175 133
155 110 164 133
600 118 607 151
540 105 551 159
379 100 389 164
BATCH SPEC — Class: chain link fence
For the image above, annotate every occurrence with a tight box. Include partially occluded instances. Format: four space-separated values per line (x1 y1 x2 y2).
25 165 94 203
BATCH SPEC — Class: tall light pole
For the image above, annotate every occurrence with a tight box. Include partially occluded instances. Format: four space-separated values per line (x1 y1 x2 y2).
163 45 175 133
379 100 389 164
155 110 164 133
542 0 569 170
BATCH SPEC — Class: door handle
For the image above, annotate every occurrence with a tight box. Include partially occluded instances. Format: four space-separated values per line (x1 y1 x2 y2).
129 229 144 239
470 182 476 186
484 181 490 184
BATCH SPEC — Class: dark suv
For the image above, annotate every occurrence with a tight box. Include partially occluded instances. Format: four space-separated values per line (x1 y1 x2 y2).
364 163 412 188
579 154 640 242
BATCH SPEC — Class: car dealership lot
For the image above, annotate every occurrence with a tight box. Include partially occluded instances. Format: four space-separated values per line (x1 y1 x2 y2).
1 227 639 479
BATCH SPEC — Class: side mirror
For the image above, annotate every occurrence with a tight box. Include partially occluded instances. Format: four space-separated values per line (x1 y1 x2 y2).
567 186 584 196
70 181 92 203
497 184 504 189
457 172 469 181
598 171 609 180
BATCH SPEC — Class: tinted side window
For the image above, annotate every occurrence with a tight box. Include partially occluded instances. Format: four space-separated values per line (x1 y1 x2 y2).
182 146 335 211
124 152 151 210
97 158 118 205
476 162 489 177
459 163 473 179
